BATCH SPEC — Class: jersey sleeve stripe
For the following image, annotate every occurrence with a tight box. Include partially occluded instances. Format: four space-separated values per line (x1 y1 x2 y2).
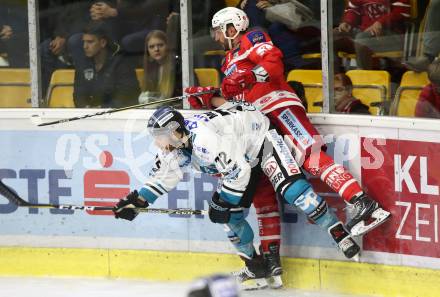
145 182 166 196
222 184 245 195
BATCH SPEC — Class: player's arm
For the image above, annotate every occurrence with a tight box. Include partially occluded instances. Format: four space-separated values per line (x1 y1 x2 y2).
221 32 285 98
113 153 184 221
247 41 285 83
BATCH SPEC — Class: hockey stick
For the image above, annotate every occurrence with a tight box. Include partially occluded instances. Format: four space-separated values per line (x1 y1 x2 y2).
37 89 219 127
0 180 207 216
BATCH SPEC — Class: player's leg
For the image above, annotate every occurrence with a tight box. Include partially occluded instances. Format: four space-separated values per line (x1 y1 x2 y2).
225 208 268 290
252 175 283 288
261 129 360 259
209 184 267 290
269 106 390 236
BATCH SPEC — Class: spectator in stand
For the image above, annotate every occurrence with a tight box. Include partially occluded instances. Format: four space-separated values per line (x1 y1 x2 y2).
405 0 440 72
139 30 181 108
73 21 140 108
334 73 370 114
415 60 440 118
0 0 28 67
39 0 91 95
88 0 173 66
334 0 411 70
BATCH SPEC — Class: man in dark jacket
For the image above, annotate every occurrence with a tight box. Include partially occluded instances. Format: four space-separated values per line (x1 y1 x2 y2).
39 0 93 94
0 0 28 67
73 21 140 108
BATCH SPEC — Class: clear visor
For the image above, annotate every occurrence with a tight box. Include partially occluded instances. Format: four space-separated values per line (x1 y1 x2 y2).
210 26 223 40
148 123 186 152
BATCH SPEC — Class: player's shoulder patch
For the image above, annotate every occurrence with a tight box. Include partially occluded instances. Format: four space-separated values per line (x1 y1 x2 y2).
246 30 266 45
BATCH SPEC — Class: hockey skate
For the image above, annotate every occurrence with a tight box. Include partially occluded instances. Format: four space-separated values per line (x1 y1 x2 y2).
347 194 391 237
261 243 283 289
328 222 360 259
232 253 268 290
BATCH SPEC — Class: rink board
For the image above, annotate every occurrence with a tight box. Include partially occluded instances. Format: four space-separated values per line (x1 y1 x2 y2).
0 110 440 296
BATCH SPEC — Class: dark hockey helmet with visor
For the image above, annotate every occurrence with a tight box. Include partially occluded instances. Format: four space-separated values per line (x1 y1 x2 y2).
147 106 189 151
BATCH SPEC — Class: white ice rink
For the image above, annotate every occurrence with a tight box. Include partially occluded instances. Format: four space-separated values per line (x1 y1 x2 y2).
0 277 370 297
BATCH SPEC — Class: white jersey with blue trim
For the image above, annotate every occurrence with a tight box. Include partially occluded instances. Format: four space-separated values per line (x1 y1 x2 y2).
139 108 270 206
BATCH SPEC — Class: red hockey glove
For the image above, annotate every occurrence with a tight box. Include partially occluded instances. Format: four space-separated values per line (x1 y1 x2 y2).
221 70 256 98
184 86 216 109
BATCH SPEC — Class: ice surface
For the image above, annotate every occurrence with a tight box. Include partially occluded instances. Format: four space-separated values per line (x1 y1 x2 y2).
0 277 372 297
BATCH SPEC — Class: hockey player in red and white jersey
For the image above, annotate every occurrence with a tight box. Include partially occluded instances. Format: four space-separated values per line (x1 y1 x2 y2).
185 5 390 263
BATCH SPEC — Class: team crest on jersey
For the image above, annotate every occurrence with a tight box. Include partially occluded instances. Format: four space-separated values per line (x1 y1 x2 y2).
247 31 266 45
84 68 94 80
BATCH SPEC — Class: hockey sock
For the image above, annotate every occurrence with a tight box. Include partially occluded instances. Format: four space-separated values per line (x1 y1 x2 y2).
252 176 281 254
226 210 256 258
284 181 338 229
256 209 281 254
303 150 363 203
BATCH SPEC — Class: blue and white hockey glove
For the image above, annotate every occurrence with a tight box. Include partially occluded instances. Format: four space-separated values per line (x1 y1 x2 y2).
113 190 149 221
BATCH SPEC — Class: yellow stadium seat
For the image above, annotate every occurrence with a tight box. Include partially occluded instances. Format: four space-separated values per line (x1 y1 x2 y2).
346 70 390 115
224 0 240 6
135 68 144 90
204 50 226 56
390 71 430 117
47 69 75 108
286 69 323 113
194 68 221 88
0 68 32 107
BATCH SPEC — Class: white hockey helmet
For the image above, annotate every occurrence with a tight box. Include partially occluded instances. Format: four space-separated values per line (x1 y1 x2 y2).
211 7 249 48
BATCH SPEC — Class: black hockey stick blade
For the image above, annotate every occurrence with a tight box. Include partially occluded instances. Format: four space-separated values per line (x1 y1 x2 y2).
0 180 30 206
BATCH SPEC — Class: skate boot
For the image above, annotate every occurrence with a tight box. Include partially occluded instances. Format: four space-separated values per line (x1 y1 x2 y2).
347 193 391 236
261 243 283 289
232 253 268 290
328 221 360 259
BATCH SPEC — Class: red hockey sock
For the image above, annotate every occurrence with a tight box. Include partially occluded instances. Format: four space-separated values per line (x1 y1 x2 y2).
256 210 281 254
253 175 282 253
303 150 363 203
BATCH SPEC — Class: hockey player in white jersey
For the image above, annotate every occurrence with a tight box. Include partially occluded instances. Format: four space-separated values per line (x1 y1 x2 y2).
113 106 360 289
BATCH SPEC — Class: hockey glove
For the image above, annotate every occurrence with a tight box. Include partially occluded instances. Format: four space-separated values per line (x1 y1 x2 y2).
184 86 216 109
208 192 232 224
113 190 149 221
221 70 256 98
